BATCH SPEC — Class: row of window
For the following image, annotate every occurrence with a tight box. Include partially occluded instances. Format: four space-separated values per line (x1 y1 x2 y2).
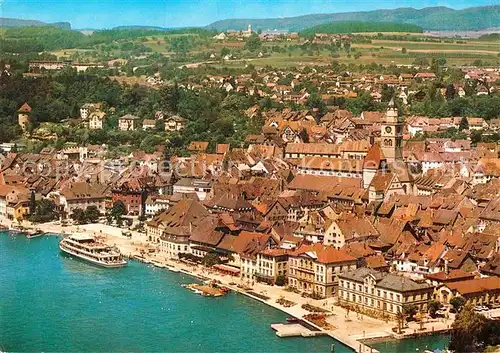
340 280 429 302
340 290 402 313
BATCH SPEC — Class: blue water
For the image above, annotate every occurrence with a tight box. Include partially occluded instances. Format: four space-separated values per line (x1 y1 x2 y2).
369 334 450 353
0 233 350 352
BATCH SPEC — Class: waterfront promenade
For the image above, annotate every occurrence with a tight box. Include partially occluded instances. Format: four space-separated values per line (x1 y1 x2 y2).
7 220 453 352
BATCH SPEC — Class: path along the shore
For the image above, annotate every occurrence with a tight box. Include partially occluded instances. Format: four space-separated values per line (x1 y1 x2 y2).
7 220 454 353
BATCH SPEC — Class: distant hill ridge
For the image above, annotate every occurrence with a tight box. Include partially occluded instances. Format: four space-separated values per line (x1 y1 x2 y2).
300 21 423 36
205 5 500 31
0 18 71 30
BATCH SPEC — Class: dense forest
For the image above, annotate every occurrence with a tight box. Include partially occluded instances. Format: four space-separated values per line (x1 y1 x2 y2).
0 26 216 53
300 21 423 36
0 69 262 154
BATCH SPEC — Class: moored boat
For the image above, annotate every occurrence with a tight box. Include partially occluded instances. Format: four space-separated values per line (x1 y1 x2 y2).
26 229 44 239
59 233 127 268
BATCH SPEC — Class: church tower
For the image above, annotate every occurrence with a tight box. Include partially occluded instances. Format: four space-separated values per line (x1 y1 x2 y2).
380 99 403 164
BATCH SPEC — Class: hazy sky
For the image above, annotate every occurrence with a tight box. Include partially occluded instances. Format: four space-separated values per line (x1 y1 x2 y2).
1 0 497 29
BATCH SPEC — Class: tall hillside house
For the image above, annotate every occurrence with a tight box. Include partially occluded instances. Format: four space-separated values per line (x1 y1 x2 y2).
164 115 187 131
118 114 140 131
288 243 357 298
88 111 106 130
17 103 32 130
338 268 433 320
80 103 102 120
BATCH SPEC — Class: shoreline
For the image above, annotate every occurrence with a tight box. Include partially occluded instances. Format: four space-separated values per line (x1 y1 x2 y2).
1 221 453 352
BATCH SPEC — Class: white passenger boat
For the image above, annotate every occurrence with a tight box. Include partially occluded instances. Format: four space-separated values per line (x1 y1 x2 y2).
59 233 127 268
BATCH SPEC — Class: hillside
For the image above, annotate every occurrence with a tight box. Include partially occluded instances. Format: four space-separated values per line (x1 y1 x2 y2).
478 33 500 41
300 21 423 36
205 5 500 31
0 18 71 30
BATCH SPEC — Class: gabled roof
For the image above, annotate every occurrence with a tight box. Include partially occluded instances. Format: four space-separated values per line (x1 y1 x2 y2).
446 277 500 296
18 103 32 113
363 144 385 170
291 243 356 264
339 268 432 292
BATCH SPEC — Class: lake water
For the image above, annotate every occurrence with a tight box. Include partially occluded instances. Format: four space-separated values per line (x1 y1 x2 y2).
369 334 450 353
0 233 349 352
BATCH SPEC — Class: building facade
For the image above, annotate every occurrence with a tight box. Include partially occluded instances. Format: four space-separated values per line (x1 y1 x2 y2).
338 268 433 319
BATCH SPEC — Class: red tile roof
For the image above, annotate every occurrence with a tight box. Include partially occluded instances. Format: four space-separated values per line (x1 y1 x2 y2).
291 243 356 264
18 103 32 113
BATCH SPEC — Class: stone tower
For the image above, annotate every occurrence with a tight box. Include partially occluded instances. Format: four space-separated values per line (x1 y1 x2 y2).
380 99 403 164
17 102 32 131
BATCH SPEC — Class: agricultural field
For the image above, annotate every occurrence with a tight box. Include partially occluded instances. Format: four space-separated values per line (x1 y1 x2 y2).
40 28 499 71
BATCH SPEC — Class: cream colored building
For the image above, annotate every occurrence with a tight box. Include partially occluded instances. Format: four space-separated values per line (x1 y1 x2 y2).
118 114 140 131
338 268 433 319
288 243 357 298
254 249 290 285
89 112 106 130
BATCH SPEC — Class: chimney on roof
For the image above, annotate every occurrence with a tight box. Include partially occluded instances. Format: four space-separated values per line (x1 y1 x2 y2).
444 259 449 275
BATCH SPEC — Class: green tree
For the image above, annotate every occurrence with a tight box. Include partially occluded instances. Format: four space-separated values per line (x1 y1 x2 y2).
449 303 487 352
201 252 221 266
30 199 58 223
428 300 441 318
306 93 327 116
85 205 101 223
396 309 406 334
220 47 230 58
450 296 466 313
299 128 309 143
275 275 286 286
29 190 36 215
445 84 456 101
112 200 126 217
402 304 418 321
71 208 87 224
471 130 483 144
170 36 191 56
412 57 429 67
245 34 262 52
459 117 469 131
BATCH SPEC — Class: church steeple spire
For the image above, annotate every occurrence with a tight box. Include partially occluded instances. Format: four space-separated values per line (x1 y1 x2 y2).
380 100 403 164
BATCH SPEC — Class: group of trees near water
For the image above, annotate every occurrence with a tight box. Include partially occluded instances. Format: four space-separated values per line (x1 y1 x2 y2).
449 303 500 352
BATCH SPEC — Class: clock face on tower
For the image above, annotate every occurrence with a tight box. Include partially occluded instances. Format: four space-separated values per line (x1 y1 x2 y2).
385 126 392 133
